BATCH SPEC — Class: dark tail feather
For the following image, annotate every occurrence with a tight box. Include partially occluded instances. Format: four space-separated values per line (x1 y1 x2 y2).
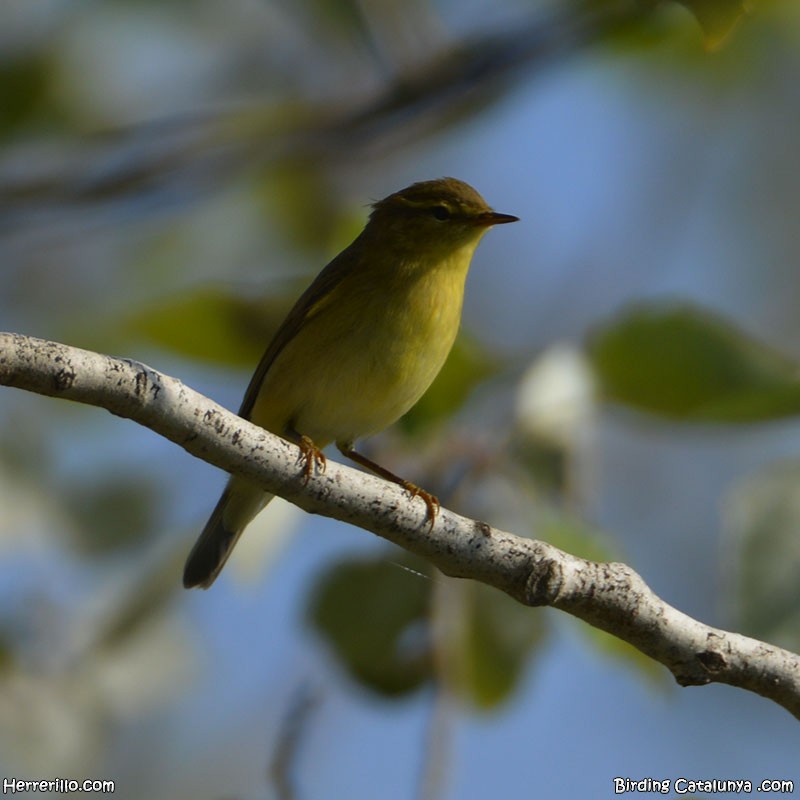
183 489 243 589
183 482 273 589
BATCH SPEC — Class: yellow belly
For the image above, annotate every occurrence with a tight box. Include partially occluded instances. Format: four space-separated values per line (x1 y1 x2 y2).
249 258 468 446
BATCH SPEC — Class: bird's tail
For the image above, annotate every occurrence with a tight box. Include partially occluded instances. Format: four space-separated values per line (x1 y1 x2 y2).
183 477 274 589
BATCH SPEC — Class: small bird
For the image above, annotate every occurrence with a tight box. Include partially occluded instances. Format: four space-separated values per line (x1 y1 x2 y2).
183 177 518 589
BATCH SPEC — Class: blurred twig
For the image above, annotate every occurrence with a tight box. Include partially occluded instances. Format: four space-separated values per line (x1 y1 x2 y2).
0 0 652 223
269 684 321 800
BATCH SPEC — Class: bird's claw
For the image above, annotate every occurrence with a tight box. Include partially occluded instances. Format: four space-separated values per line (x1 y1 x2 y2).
402 481 440 530
297 435 326 483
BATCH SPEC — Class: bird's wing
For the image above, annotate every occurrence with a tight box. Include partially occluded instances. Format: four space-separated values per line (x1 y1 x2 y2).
237 245 359 420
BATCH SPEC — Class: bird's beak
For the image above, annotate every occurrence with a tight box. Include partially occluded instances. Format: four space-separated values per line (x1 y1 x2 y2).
472 211 519 227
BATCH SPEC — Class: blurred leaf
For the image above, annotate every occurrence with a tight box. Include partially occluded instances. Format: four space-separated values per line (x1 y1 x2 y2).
513 434 569 495
453 581 547 709
400 335 501 435
122 287 294 366
308 0 371 43
64 475 162 555
307 553 434 696
541 513 620 564
723 462 800 652
0 54 53 140
0 629 14 675
588 303 800 422
308 518 627 705
675 0 752 49
254 163 354 256
308 550 548 707
579 624 667 683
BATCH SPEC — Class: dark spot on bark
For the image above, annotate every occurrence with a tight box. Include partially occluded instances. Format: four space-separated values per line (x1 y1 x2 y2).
526 558 562 606
53 368 75 391
203 409 226 435
697 649 726 674
674 670 711 687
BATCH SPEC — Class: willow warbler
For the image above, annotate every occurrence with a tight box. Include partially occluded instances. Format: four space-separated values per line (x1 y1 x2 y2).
183 177 517 589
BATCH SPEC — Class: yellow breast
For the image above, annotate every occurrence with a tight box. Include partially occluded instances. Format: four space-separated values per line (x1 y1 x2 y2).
249 242 478 445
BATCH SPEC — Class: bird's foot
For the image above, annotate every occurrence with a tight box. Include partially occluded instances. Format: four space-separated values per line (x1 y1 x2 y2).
401 481 440 530
297 435 326 483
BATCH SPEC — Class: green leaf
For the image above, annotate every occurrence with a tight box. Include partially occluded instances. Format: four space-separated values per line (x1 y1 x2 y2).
64 475 161 555
579 623 668 684
0 53 53 140
254 163 355 256
588 303 800 422
307 554 434 696
307 551 547 707
540 514 619 564
723 462 800 652
122 287 293 367
675 0 752 50
307 0 371 42
451 581 548 709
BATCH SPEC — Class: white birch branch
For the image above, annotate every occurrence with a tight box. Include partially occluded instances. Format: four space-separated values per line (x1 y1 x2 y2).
2 331 800 719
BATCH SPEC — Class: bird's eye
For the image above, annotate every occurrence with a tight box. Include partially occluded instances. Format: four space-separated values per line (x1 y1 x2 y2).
430 205 451 221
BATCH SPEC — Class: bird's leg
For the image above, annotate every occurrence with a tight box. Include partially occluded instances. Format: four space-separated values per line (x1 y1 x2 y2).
286 428 326 483
336 443 440 528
